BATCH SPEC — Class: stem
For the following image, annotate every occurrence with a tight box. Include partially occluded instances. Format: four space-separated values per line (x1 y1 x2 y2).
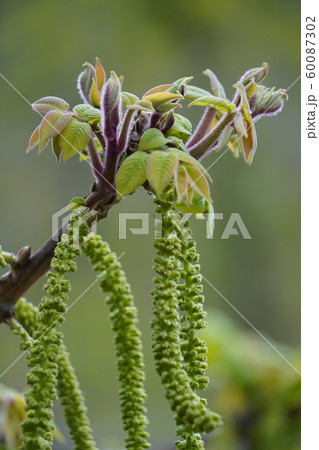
0 198 117 323
188 110 236 160
117 109 135 155
87 138 104 182
1 251 18 265
186 107 216 149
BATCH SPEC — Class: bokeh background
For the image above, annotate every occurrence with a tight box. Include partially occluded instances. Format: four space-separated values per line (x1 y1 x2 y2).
0 1 300 449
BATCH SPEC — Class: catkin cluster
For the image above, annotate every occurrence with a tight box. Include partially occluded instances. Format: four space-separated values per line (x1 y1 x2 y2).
0 246 7 268
82 233 150 449
20 216 90 449
152 191 222 448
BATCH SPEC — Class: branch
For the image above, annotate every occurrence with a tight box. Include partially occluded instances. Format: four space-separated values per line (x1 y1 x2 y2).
0 199 115 323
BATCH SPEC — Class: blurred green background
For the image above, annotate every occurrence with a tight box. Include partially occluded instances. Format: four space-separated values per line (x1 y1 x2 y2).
0 0 300 448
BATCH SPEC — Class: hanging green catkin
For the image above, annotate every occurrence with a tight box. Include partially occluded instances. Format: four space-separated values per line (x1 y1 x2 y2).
14 298 97 450
0 245 7 268
151 191 222 437
82 233 150 449
20 216 89 450
174 219 209 391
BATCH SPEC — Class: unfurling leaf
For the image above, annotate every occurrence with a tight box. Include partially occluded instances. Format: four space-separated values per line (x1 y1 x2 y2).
121 92 139 105
174 165 189 200
183 163 212 203
203 69 226 99
146 151 179 196
127 99 154 112
90 78 101 107
166 114 192 142
175 190 208 214
240 62 269 85
188 94 235 112
139 128 169 151
59 119 91 160
38 110 73 152
205 201 215 238
51 135 63 162
115 151 149 198
168 148 212 182
143 84 174 96
234 82 257 164
143 92 183 108
73 104 101 121
26 125 40 152
68 197 87 210
77 62 96 103
95 57 106 91
32 96 70 114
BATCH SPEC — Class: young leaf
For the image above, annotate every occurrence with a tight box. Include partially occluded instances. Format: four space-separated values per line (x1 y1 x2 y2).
234 82 257 164
115 151 149 198
90 78 101 107
168 148 212 182
51 135 63 162
203 69 226 99
143 84 174 96
32 96 70 114
146 151 179 196
95 57 106 91
39 110 73 151
73 104 101 121
121 92 139 105
59 118 91 161
174 164 189 200
68 197 87 210
188 94 235 112
143 92 183 108
166 114 192 142
175 190 208 214
126 99 154 112
183 162 212 203
205 201 215 238
26 125 40 152
139 128 169 151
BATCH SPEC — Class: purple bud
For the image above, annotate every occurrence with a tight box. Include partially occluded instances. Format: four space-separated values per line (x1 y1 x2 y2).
77 63 96 104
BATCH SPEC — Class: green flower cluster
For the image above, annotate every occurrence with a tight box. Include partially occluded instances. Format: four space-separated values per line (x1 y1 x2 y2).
20 216 90 450
152 191 222 448
0 246 7 268
82 233 150 449
14 298 97 450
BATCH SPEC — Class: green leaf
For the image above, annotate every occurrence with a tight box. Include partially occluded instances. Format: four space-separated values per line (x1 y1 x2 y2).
90 78 101 107
185 85 212 102
73 104 101 121
26 125 40 152
38 110 73 152
115 151 149 198
188 94 235 112
32 96 69 114
51 135 63 162
183 163 212 203
166 114 192 142
205 201 215 238
95 57 106 91
126 99 154 112
175 190 208 214
146 151 179 196
174 164 188 197
168 148 212 182
68 197 87 210
59 119 91 161
143 84 174 96
143 92 183 108
234 82 257 164
203 69 226 98
121 92 139 105
169 77 193 94
139 128 169 151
